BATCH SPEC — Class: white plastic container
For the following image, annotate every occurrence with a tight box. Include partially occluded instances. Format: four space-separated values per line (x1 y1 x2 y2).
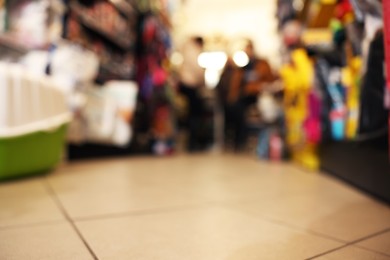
0 62 71 179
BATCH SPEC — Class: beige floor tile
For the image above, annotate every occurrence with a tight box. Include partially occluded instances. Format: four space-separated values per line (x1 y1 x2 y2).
49 154 350 219
0 179 65 227
357 230 390 256
315 246 390 260
48 159 210 219
227 190 390 242
0 222 94 260
48 155 294 219
76 207 342 260
0 178 47 197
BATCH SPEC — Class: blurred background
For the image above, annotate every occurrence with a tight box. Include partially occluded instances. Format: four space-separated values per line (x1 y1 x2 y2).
1 0 388 198
0 0 389 258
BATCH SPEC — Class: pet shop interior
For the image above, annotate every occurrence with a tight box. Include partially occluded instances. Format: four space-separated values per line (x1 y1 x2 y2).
0 0 390 259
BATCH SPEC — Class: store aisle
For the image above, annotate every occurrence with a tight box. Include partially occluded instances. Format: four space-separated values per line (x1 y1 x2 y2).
0 154 390 260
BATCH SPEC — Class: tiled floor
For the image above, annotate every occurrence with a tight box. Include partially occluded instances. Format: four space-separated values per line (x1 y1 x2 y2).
1 154 389 259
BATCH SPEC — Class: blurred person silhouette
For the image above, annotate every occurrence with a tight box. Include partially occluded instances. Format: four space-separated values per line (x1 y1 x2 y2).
178 36 206 151
226 40 276 151
215 56 235 147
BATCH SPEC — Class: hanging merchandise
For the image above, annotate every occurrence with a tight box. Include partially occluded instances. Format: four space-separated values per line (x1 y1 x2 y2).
384 0 390 157
342 56 362 139
277 0 390 200
135 7 175 155
280 48 320 170
358 30 387 137
327 68 346 140
383 0 390 107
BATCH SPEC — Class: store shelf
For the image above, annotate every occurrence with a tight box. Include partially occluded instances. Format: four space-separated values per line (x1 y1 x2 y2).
70 3 132 50
100 62 133 79
108 0 136 18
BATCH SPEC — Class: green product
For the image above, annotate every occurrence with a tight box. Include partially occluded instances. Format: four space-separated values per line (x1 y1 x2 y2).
0 124 68 180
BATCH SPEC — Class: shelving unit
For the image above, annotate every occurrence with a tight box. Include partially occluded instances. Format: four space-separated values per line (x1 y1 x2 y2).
130 0 175 155
107 0 136 18
65 0 137 82
0 1 50 58
69 2 132 50
277 0 389 203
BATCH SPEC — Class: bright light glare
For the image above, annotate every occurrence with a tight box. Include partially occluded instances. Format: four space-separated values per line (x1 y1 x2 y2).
233 51 249 67
197 52 227 70
205 69 221 89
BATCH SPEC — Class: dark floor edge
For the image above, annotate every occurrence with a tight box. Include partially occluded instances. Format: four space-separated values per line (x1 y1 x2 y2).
321 167 390 206
307 227 390 259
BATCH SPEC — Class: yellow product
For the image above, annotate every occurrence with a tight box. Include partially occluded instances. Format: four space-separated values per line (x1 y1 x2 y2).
280 49 319 170
342 57 362 139
321 0 337 4
292 144 320 171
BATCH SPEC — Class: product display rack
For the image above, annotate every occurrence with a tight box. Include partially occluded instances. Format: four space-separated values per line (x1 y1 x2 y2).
67 0 175 158
64 0 138 82
69 2 132 50
64 0 139 158
0 0 49 58
319 0 390 204
277 0 389 204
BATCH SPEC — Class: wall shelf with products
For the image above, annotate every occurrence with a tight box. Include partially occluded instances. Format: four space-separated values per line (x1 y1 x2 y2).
277 0 389 203
107 0 136 18
0 0 51 58
65 0 176 158
69 2 133 50
65 0 138 82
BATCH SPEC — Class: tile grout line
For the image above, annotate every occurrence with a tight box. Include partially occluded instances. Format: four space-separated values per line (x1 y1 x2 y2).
305 244 350 260
353 244 390 258
217 202 349 244
220 197 390 258
347 227 390 245
42 179 99 260
70 197 299 223
71 200 231 222
346 227 390 258
255 216 347 243
306 227 390 259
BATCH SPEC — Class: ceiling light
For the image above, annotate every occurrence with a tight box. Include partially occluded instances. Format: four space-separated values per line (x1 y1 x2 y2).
233 51 249 67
